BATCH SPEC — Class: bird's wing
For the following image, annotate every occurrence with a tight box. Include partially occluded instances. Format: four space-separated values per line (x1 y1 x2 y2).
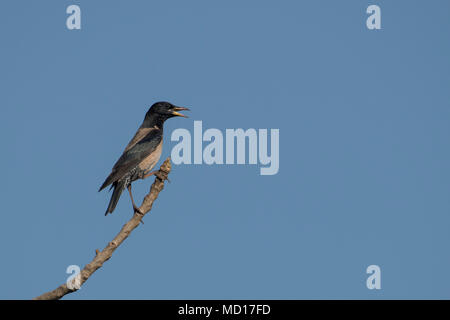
99 128 162 191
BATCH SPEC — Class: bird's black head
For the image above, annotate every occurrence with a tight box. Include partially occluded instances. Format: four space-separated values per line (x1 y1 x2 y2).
143 101 190 128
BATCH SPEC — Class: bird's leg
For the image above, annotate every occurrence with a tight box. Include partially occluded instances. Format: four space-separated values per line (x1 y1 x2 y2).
143 170 170 182
127 184 143 215
142 171 157 179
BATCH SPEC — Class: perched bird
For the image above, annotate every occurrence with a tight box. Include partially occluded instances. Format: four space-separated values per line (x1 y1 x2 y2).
99 101 189 215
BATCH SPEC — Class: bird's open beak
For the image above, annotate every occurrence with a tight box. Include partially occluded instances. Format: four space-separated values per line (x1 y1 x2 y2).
171 106 190 118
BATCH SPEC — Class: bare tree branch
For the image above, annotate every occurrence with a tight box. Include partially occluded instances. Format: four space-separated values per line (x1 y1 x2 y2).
33 157 172 300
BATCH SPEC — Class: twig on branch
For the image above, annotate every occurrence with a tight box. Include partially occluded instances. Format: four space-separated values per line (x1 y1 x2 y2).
33 157 172 300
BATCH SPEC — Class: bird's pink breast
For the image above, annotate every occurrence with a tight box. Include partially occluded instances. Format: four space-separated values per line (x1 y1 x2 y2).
139 140 163 173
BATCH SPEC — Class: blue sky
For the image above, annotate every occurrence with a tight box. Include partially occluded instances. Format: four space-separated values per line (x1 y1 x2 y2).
1 0 450 299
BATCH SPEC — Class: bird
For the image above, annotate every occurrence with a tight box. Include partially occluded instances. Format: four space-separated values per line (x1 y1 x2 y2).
99 101 189 215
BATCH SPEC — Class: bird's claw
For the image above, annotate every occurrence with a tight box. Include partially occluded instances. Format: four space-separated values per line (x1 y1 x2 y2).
133 205 144 215
155 170 170 183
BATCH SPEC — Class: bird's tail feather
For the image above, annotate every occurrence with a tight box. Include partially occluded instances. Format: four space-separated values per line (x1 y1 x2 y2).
105 180 125 215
